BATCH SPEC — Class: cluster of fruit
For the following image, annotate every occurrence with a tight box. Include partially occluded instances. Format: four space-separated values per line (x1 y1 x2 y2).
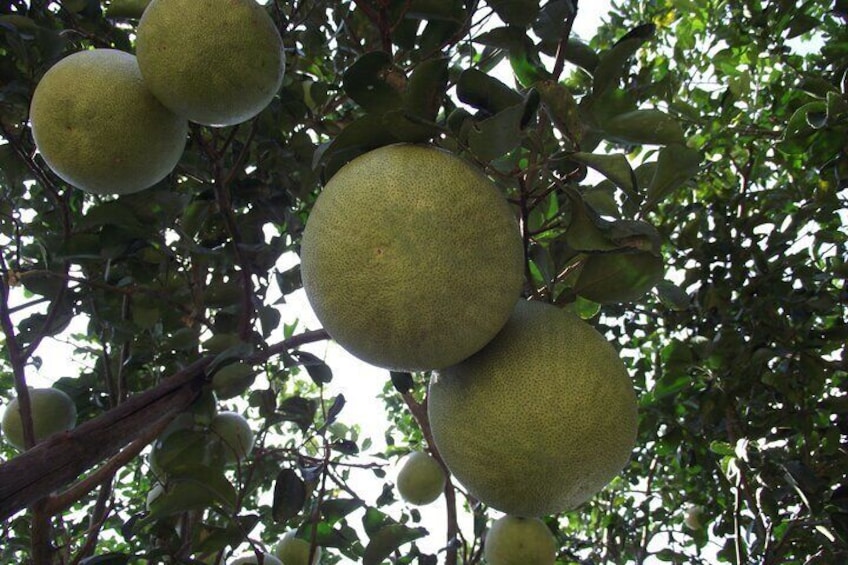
28 0 284 196
300 143 640 564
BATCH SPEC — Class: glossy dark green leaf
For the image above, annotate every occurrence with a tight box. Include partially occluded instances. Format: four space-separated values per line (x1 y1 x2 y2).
194 514 260 555
321 498 365 525
390 371 414 394
535 80 581 144
456 68 522 115
571 152 637 198
574 251 664 304
561 37 599 73
533 0 576 43
592 23 655 97
326 393 346 425
404 57 448 120
145 472 236 523
487 0 540 27
278 396 318 432
602 109 685 146
363 524 429 565
643 144 702 212
561 186 619 252
467 89 539 160
273 468 307 523
79 553 130 565
104 0 151 19
342 52 405 114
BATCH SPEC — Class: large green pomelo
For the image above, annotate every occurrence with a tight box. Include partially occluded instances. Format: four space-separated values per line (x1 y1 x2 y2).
428 300 638 517
1 387 77 450
300 144 524 371
136 0 285 127
29 49 187 195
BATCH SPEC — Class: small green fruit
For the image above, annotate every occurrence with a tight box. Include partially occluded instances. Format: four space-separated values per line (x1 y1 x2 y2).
229 552 282 565
210 411 254 463
396 451 446 506
1 387 77 450
274 530 321 565
684 505 705 530
483 516 557 565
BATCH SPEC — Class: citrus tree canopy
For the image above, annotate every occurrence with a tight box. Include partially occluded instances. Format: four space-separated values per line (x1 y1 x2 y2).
0 1 845 564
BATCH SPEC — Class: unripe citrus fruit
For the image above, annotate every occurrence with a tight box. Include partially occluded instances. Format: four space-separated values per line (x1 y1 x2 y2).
1 387 77 450
483 516 557 565
428 300 638 517
396 451 446 506
229 553 282 565
684 505 706 530
136 0 285 126
29 49 187 195
300 144 524 371
273 531 321 565
209 411 254 463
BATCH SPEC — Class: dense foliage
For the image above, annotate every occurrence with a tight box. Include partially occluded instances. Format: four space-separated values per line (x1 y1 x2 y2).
0 0 845 564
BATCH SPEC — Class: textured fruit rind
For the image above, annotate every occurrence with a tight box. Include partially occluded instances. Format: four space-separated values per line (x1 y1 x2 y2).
396 451 446 505
137 0 285 126
274 530 321 565
483 516 557 565
428 300 638 517
1 387 77 450
300 143 524 371
29 49 187 195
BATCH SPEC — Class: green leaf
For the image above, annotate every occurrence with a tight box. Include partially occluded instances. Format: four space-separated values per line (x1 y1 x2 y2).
144 469 236 523
322 498 365 525
487 0 540 27
535 80 582 145
456 68 522 115
654 280 691 311
278 396 318 432
709 440 736 457
467 89 539 160
363 524 428 565
561 186 619 252
273 468 307 523
643 144 702 212
79 553 131 565
561 37 599 73
602 109 685 146
574 251 664 304
194 514 261 554
533 0 576 44
342 52 405 114
404 57 449 121
104 0 151 19
571 152 637 199
290 350 333 384
390 371 414 394
592 23 655 97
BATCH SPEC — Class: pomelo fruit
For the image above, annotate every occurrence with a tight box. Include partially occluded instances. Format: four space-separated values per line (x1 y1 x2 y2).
300 143 524 371
273 530 321 565
209 411 254 463
1 387 77 450
136 0 285 127
229 553 282 565
396 450 446 506
483 516 557 565
29 49 187 195
428 300 638 517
